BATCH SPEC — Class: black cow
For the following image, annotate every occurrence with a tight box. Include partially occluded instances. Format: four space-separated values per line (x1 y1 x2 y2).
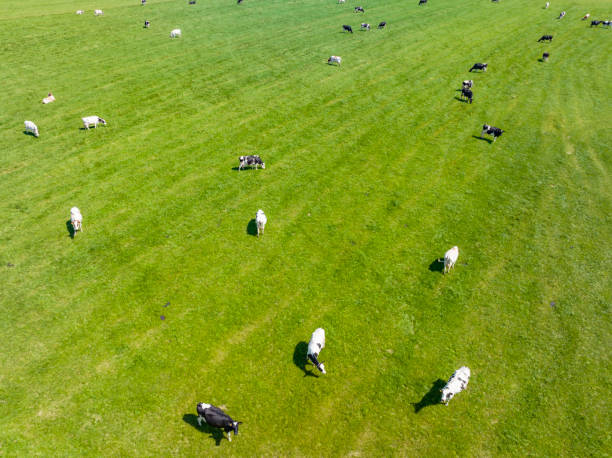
481 124 504 142
239 155 265 170
378 21 386 29
538 35 553 42
343 24 353 33
461 88 473 104
419 0 427 5
469 62 488 72
189 0 196 3
141 0 146 4
197 404 242 442
354 6 364 12
144 20 150 28
590 20 602 27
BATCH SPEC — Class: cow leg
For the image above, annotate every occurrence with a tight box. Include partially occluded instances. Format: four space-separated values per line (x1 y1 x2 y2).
227 431 232 442
197 416 202 426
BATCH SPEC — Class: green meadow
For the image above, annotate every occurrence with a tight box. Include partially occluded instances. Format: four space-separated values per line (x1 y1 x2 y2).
0 0 610 455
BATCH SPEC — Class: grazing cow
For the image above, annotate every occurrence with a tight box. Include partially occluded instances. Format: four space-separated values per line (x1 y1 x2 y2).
538 35 553 42
76 10 84 14
481 124 504 142
255 209 267 237
378 21 386 29
542 52 549 61
419 0 427 5
24 120 39 137
144 20 150 28
441 367 470 405
582 14 590 20
141 0 146 4
469 63 487 72
196 404 242 442
328 55 342 66
460 88 473 104
238 155 265 170
237 0 243 3
307 328 326 374
558 11 566 19
545 2 549 8
42 92 55 104
354 6 364 13
443 246 459 274
70 207 83 233
361 23 370 31
342 24 353 33
94 9 103 15
190 0 196 3
462 79 473 89
82 116 107 129
590 20 602 27
170 29 181 38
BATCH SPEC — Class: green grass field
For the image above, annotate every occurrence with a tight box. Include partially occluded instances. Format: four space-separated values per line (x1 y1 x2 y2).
1 0 610 455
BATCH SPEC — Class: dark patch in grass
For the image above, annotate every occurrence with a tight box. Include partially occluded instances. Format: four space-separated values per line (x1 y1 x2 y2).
246 218 258 236
293 341 318 377
66 220 75 239
164 301 170 307
232 166 258 171
7 263 14 267
160 315 165 320
472 135 493 144
412 379 446 413
23 131 39 138
182 414 225 445
455 96 471 104
428 258 444 273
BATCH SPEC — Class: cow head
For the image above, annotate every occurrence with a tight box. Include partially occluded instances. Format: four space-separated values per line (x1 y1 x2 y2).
261 163 265 169
440 388 454 404
230 421 242 435
98 118 107 125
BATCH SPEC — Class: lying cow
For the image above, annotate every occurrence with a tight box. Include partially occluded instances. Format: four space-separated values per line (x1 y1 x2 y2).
354 6 364 12
481 124 504 142
170 28 181 38
558 11 566 19
94 9 103 16
469 62 487 72
441 367 470 405
419 0 427 4
361 23 370 31
24 120 39 137
378 21 386 29
76 10 84 14
196 404 242 442
238 155 265 170
460 88 473 104
342 24 353 33
538 34 553 42
42 92 55 104
82 116 107 129
328 55 342 66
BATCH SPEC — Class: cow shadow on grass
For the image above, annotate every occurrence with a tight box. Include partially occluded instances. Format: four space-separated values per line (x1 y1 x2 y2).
246 219 258 236
66 220 75 239
454 96 470 103
412 379 446 413
23 130 39 138
182 414 225 445
472 135 493 144
293 341 318 377
428 258 444 273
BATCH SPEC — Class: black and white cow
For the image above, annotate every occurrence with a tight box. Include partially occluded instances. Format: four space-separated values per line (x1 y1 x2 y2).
342 24 353 33
238 155 265 170
460 88 473 104
603 20 612 27
189 0 196 3
144 20 150 28
542 52 549 61
307 328 326 374
197 404 242 442
361 23 370 31
481 124 504 142
469 63 487 72
538 34 553 42
419 0 427 5
354 6 364 13
558 11 566 19
590 20 602 27
378 21 386 29
462 79 473 89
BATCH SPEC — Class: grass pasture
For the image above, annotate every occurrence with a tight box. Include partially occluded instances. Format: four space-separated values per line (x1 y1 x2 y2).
0 0 611 455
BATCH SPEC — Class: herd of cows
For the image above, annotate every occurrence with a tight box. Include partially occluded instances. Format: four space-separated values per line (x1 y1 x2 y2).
16 0 609 444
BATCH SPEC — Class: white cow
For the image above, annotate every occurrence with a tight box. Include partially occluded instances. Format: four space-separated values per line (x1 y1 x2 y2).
70 207 83 233
582 14 590 20
443 246 459 274
24 120 39 137
307 328 326 374
255 209 267 237
338 0 345 3
170 29 181 38
441 366 470 405
82 116 107 129
76 10 84 14
545 2 549 8
327 55 341 66
94 9 103 16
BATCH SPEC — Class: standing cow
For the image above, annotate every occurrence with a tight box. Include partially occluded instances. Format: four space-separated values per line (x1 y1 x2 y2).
481 124 504 142
441 367 471 405
196 404 242 442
